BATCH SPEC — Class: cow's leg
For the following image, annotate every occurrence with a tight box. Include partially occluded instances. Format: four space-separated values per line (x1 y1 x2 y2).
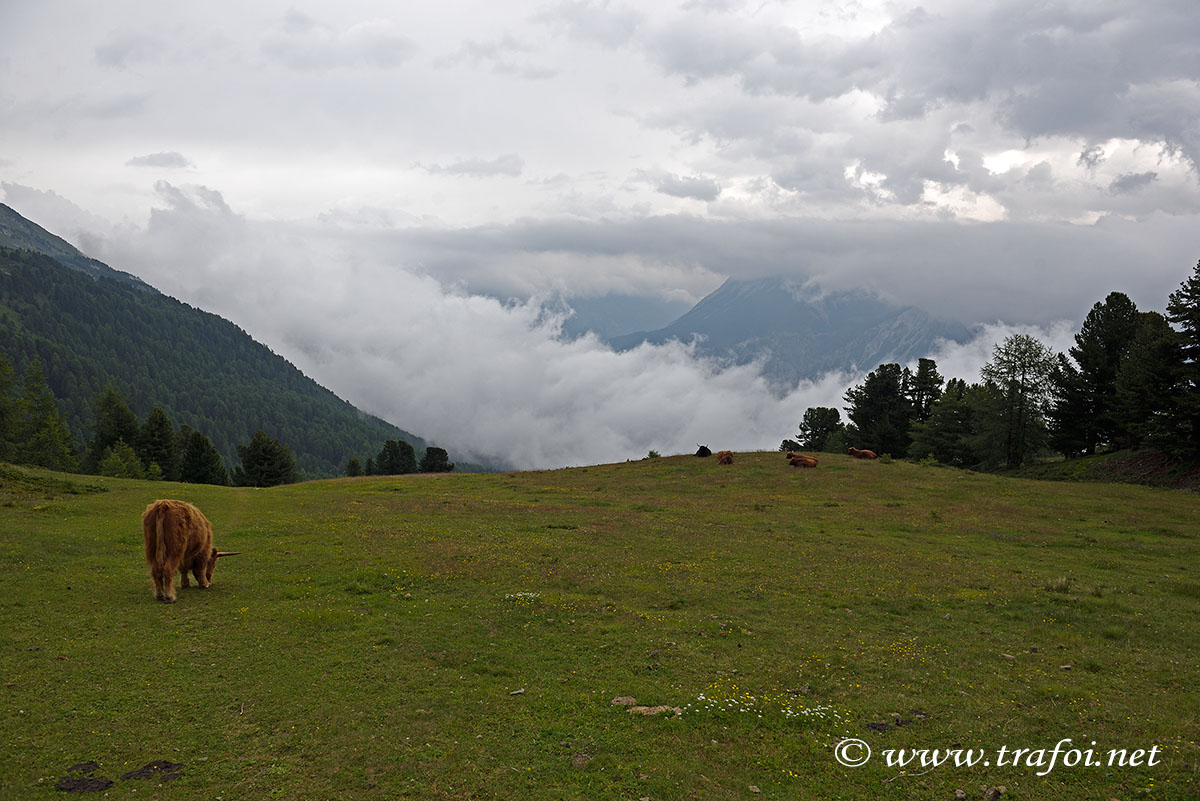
180 559 191 588
151 565 176 602
160 565 178 603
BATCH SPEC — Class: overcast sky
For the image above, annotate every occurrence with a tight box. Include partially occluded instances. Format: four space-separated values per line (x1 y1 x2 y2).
2 0 1198 467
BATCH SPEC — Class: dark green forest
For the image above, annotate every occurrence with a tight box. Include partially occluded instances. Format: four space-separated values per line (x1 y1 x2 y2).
0 245 437 478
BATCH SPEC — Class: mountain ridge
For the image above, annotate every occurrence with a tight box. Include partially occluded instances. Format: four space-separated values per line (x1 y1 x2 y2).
611 277 973 388
0 204 476 476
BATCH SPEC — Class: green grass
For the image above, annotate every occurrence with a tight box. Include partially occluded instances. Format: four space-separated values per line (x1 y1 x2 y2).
1 454 1197 799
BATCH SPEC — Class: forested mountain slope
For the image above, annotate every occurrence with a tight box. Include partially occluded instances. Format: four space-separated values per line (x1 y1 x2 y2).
0 245 433 477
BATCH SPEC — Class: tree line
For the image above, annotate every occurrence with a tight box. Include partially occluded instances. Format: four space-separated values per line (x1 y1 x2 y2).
345 440 454 477
789 259 1200 468
0 353 458 485
0 364 300 486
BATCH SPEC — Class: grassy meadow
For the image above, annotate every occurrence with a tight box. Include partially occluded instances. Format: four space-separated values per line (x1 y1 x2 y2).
1 453 1197 800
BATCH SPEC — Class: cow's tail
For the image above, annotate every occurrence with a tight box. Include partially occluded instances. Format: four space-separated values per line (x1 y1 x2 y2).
143 502 168 566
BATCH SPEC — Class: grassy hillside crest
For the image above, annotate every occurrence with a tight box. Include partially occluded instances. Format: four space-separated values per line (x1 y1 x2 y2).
2 452 1196 799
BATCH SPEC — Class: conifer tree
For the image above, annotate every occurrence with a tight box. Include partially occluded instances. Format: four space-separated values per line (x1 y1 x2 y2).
419 447 454 473
909 378 977 466
844 363 912 457
179 430 229 485
18 360 78 472
979 334 1056 468
346 457 362 477
907 358 944 422
84 385 140 473
0 355 18 462
1048 292 1140 455
1165 259 1200 451
236 430 298 487
796 407 844 451
1115 311 1188 449
99 441 146 479
137 407 178 480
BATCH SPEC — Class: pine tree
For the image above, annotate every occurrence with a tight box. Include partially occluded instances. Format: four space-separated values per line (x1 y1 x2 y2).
1048 292 1141 455
375 439 417 475
909 378 977 466
179 430 229 485
907 358 944 422
99 441 146 479
419 447 454 473
137 407 178 480
844 363 912 457
979 334 1056 467
796 407 844 451
1165 259 1200 451
84 385 140 473
1115 312 1188 449
346 457 362 477
0 355 18 462
236 430 298 487
17 360 78 471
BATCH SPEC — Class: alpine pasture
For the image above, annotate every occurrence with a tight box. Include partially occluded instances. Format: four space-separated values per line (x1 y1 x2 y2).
1 454 1197 800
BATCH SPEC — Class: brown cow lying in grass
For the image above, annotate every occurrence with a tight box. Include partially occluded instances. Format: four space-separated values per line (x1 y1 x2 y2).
848 447 878 459
788 454 818 468
715 450 734 465
142 499 239 603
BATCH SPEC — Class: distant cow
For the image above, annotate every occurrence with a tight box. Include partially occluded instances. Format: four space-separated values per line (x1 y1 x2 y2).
715 450 734 465
695 445 712 457
848 447 878 459
142 500 239 603
789 455 818 468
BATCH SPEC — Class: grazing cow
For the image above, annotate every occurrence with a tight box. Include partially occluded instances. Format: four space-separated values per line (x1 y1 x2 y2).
848 447 878 459
715 450 734 465
695 445 712 457
142 499 239 603
789 455 818 468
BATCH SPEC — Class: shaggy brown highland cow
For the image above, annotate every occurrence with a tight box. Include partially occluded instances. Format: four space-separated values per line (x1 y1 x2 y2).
848 447 878 459
142 499 239 603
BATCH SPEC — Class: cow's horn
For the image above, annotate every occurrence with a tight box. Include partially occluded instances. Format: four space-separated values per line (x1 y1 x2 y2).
215 551 242 557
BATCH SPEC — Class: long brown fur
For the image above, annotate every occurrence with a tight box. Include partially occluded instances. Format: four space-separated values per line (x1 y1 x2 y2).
788 454 818 468
715 450 734 465
142 499 218 603
848 447 878 459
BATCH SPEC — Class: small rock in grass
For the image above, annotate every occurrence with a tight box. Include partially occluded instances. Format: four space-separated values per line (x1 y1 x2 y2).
954 791 967 801
611 696 637 706
509 688 525 695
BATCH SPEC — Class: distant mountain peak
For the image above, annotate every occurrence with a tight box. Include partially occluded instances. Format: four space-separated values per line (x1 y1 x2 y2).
611 276 972 390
